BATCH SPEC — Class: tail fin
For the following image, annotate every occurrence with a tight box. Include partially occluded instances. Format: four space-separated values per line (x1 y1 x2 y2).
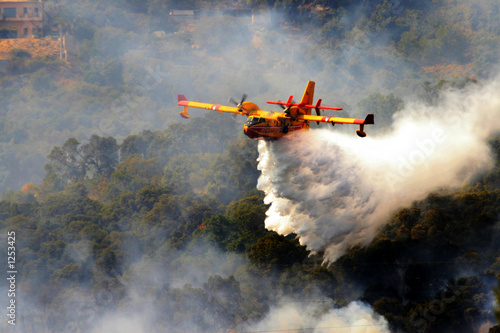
300 81 315 115
178 95 191 119
356 114 375 137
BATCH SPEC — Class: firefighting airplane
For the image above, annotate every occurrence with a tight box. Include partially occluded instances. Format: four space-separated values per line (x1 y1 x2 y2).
178 81 374 140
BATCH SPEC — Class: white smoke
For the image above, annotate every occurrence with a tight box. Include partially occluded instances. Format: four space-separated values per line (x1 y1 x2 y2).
241 300 390 333
257 76 500 262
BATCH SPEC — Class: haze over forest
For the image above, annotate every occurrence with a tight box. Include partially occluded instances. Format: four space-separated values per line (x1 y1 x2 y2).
1 0 500 332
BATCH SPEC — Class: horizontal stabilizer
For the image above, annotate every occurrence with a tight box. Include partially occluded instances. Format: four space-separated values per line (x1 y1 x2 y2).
267 100 342 110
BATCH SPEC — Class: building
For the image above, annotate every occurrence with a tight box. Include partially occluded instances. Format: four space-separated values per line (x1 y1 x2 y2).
0 0 43 38
169 9 199 23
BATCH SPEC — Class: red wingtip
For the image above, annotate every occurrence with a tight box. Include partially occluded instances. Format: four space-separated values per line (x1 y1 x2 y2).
178 95 189 106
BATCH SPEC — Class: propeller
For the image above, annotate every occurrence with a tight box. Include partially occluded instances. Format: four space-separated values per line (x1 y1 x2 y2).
278 99 296 117
229 94 248 112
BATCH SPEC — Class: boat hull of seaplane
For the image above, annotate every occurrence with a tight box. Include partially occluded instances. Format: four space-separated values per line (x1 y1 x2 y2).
243 121 307 140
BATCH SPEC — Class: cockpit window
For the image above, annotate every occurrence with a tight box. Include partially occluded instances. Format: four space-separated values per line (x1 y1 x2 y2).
245 117 265 126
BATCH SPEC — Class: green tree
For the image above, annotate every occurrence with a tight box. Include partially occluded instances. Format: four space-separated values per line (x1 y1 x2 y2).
196 215 239 250
46 138 86 183
206 139 259 203
104 155 163 200
82 135 119 177
225 194 268 251
119 135 147 160
248 233 308 274
368 0 396 33
358 92 404 130
135 184 169 212
420 25 470 65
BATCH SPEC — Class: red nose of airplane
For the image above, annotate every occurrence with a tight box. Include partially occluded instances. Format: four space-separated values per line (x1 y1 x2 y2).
243 126 259 139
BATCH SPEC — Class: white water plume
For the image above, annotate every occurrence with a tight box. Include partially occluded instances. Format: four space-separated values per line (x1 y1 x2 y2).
257 77 500 262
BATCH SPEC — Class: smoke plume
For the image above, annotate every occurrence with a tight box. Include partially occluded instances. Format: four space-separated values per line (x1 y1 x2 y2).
257 76 500 262
241 300 390 333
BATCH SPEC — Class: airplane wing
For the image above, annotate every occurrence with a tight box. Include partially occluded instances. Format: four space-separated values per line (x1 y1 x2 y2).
178 95 244 118
298 114 374 125
298 113 374 137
